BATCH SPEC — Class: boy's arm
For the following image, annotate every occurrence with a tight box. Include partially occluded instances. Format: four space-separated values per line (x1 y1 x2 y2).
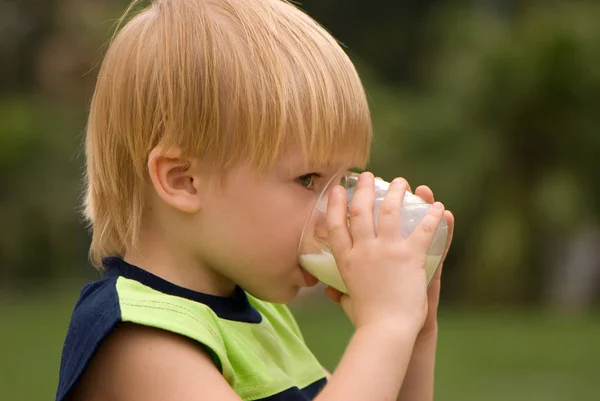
397 260 448 401
396 193 453 401
69 321 419 401
321 319 438 401
396 327 437 401
322 269 443 401
67 323 242 401
316 322 419 401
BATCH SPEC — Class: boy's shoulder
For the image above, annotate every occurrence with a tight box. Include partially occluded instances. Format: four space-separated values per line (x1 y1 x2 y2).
56 258 326 401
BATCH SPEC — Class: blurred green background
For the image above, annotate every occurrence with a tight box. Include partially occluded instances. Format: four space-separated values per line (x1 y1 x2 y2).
1 0 599 399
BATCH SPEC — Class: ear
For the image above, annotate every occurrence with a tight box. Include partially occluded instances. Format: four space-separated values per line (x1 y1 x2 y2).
147 147 203 214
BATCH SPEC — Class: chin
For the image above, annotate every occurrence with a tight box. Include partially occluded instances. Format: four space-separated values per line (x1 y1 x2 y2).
248 284 301 304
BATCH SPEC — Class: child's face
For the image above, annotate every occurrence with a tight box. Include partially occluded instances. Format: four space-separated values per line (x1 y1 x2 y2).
196 151 352 303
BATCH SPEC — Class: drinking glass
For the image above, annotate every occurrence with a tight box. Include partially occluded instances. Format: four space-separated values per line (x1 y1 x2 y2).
298 172 449 293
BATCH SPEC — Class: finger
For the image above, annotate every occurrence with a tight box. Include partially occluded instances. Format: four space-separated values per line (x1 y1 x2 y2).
324 286 343 304
441 210 455 262
377 176 412 193
426 262 443 310
409 201 446 252
415 185 434 204
348 172 376 241
377 178 408 239
428 260 444 289
326 185 352 257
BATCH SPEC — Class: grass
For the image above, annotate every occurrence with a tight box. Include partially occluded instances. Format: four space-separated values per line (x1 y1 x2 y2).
1 287 599 401
295 303 600 401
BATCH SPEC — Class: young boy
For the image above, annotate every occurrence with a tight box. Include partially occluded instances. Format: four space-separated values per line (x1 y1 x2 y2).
56 0 454 400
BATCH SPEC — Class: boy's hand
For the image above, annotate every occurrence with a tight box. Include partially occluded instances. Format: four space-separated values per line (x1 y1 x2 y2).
326 180 454 401
396 184 454 401
325 172 446 336
325 181 454 336
412 184 454 334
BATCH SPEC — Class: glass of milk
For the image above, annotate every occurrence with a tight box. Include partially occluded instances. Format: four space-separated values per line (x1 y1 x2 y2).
298 172 449 293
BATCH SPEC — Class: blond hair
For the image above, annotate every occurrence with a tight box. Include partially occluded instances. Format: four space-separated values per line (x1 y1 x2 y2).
84 0 372 266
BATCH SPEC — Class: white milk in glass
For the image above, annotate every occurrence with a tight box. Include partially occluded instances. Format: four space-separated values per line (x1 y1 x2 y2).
299 252 442 294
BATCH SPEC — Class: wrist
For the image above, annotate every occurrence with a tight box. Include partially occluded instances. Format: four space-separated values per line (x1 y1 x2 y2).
413 325 438 359
356 319 421 346
419 305 439 334
321 320 419 401
418 321 438 341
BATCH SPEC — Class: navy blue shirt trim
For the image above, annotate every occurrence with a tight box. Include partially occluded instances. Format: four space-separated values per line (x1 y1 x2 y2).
102 257 262 323
256 379 327 401
55 277 121 401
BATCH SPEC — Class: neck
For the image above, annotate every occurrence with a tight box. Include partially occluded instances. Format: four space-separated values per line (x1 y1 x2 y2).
124 222 236 297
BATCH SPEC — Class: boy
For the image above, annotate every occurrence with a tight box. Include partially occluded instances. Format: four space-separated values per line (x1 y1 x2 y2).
56 0 454 400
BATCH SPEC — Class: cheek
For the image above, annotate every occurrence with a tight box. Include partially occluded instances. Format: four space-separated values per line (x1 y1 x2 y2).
212 199 300 252
209 182 317 259
253 212 304 253
242 205 310 268
242 189 313 234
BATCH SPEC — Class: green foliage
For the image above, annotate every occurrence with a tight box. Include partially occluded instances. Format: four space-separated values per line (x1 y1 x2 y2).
364 2 600 303
0 97 91 286
297 303 600 401
2 1 600 306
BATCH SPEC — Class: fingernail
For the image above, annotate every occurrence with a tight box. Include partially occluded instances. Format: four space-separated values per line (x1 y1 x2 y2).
391 178 406 186
360 171 373 181
432 202 444 209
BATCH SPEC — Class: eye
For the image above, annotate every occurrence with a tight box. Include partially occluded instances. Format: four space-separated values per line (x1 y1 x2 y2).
295 173 322 190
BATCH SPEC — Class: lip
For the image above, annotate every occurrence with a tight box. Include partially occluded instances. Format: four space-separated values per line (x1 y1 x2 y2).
300 266 319 287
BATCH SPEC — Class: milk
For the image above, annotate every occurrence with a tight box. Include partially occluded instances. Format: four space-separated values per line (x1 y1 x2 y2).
299 253 442 294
